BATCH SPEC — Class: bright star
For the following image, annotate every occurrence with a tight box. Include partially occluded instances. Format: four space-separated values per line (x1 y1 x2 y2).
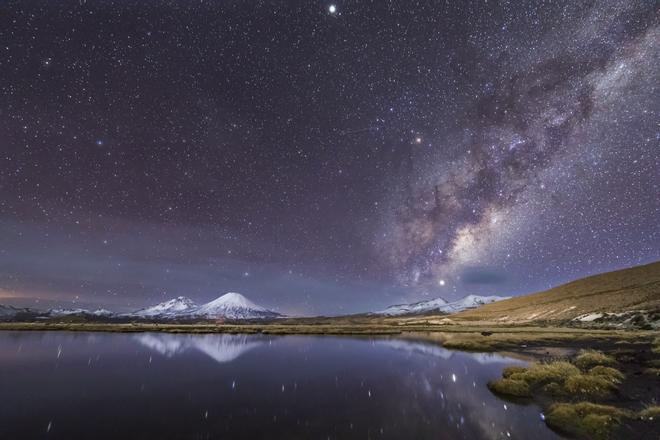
328 4 337 14
439 279 446 286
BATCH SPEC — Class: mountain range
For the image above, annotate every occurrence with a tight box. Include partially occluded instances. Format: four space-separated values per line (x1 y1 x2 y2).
375 294 510 316
0 292 280 322
1 262 658 325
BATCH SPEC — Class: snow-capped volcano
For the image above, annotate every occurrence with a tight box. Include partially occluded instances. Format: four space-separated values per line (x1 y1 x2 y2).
132 296 198 318
376 294 510 316
195 292 280 320
129 293 280 320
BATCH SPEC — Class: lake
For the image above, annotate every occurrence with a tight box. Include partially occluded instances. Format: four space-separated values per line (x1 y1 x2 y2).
0 332 559 439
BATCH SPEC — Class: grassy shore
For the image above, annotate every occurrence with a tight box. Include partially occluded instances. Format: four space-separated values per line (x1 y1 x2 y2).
486 343 660 439
0 319 657 359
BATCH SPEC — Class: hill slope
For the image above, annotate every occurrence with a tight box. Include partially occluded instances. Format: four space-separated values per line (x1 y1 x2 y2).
454 261 660 326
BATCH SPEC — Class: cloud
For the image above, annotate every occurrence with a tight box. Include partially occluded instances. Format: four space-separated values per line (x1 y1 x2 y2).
460 267 507 285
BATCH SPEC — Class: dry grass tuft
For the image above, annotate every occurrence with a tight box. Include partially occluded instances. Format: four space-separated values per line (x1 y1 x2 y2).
545 402 630 439
574 349 615 370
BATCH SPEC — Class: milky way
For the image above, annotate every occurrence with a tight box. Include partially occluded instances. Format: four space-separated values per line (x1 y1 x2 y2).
0 0 658 314
378 1 659 294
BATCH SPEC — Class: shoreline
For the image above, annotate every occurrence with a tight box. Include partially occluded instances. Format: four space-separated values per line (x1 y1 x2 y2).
0 321 656 352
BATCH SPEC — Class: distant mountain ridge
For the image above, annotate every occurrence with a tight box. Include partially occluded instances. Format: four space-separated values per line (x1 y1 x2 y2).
132 296 198 318
0 292 280 322
0 305 32 318
376 294 510 316
48 308 113 318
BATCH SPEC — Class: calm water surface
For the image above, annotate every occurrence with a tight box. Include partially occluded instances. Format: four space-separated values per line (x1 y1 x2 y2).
0 332 560 439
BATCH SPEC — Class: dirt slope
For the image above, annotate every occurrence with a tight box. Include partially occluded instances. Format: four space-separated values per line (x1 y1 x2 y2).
454 261 660 324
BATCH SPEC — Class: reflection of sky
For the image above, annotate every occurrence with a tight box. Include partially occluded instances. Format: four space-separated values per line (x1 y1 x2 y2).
374 338 528 365
0 332 558 439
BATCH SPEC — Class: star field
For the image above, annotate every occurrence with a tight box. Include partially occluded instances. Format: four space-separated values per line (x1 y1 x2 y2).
0 0 658 314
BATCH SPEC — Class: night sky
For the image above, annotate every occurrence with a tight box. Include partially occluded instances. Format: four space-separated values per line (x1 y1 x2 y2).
1 0 658 315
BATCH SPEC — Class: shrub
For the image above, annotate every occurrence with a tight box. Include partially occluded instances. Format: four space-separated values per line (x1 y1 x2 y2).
574 350 615 370
502 365 528 378
588 366 624 383
545 402 629 439
487 378 532 397
520 361 580 386
564 374 616 399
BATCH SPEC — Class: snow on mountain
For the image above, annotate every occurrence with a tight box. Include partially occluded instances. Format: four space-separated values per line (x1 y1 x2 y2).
377 297 449 316
376 294 510 316
194 292 280 320
128 292 280 320
48 308 90 317
442 295 510 312
132 296 198 318
43 307 115 318
134 333 268 363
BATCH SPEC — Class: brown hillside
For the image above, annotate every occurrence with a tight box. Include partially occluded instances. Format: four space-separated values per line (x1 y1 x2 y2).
454 261 660 323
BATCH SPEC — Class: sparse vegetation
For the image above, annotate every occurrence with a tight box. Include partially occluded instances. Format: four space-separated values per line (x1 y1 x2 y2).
652 336 660 354
488 356 622 401
502 365 527 378
563 373 618 399
588 365 624 382
488 346 660 438
639 406 660 420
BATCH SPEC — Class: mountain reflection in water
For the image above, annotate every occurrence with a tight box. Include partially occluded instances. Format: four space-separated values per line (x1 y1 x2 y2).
134 333 270 363
0 332 558 439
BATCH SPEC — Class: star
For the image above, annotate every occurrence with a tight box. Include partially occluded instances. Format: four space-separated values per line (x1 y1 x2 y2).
328 5 337 14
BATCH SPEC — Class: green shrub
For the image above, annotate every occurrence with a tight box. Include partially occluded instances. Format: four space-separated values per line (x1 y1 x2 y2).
574 350 615 370
520 361 580 386
487 378 532 397
564 374 616 399
588 366 624 383
502 365 527 378
545 402 629 439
